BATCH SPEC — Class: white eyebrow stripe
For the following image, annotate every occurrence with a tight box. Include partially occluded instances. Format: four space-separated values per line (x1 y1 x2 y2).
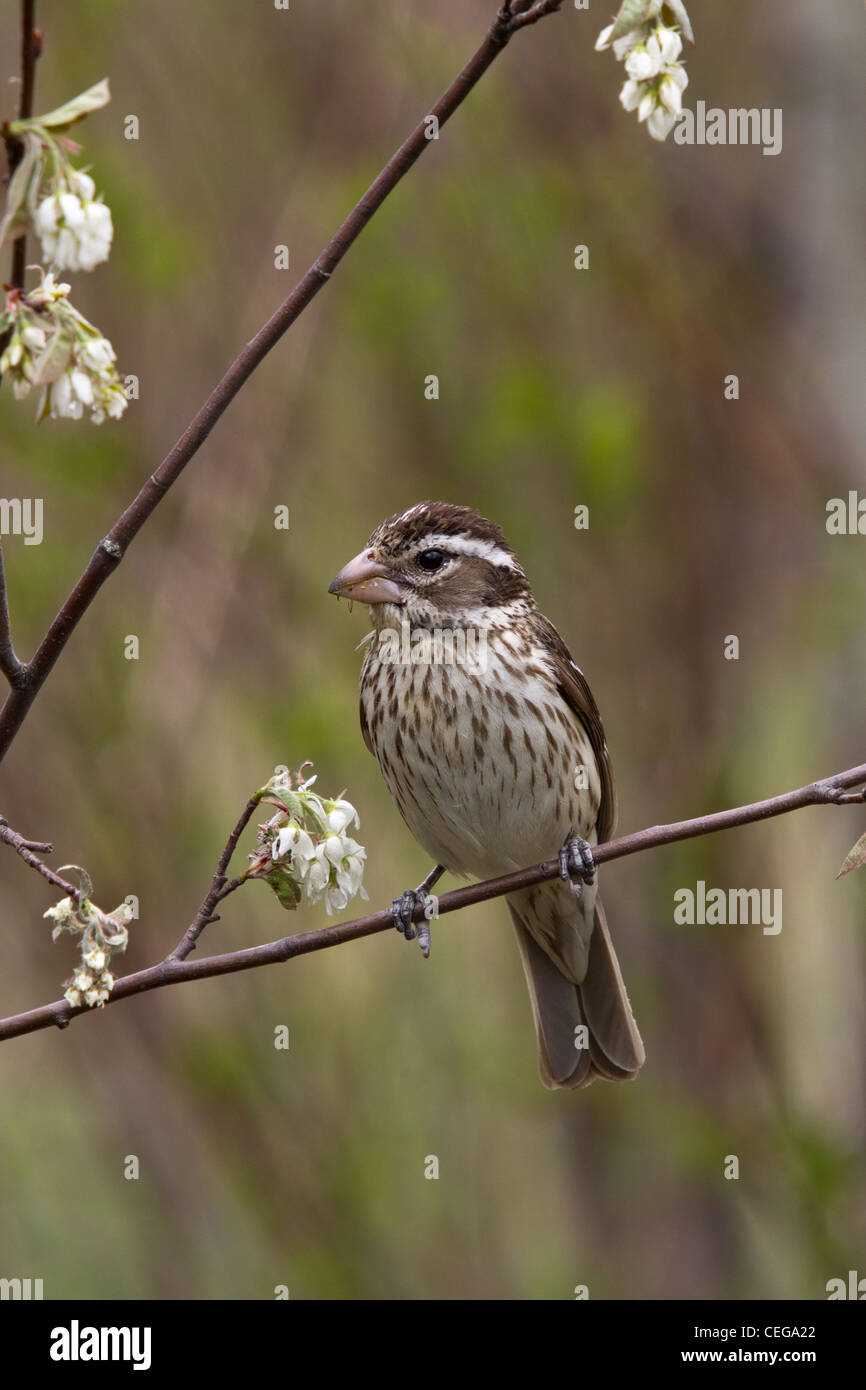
411 533 522 571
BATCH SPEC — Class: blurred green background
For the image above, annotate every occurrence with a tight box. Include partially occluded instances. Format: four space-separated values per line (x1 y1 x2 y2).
1 0 864 1299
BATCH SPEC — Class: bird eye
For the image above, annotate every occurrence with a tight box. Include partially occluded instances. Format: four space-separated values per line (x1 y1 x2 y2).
417 548 446 572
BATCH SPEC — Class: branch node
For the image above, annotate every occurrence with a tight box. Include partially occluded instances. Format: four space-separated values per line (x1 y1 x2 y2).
100 536 123 560
812 777 866 806
6 662 31 690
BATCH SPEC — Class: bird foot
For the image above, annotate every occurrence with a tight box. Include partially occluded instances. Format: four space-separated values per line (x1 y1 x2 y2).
559 837 596 898
391 865 445 958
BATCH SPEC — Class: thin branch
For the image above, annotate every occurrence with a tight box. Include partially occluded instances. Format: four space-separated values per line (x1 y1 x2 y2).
0 1 563 764
0 2 40 370
1 760 864 1045
8 0 39 288
0 545 27 687
0 7 40 668
0 815 80 898
507 1 563 33
166 794 261 962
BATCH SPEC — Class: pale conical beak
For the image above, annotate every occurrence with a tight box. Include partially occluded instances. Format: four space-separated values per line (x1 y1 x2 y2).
328 549 405 605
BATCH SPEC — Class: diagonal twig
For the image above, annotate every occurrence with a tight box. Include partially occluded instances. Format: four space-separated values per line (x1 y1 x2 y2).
0 815 80 898
507 1 564 34
0 0 564 762
166 794 261 962
0 545 27 687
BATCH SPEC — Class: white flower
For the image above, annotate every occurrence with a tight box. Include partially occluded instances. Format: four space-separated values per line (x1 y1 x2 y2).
338 851 367 901
273 823 316 864
648 105 679 141
70 368 94 405
43 358 127 425
73 970 94 992
72 169 96 201
44 897 76 926
597 14 691 145
49 371 83 420
651 24 682 64
21 323 46 349
638 92 655 123
324 885 349 915
295 832 368 913
78 201 113 270
253 769 368 915
612 29 644 62
596 25 648 62
619 80 642 112
36 192 79 241
81 335 115 370
664 65 689 92
304 844 331 900
32 272 71 303
35 186 113 272
91 384 128 424
323 833 346 869
83 948 107 972
327 834 368 899
657 75 683 114
64 988 82 1008
625 44 661 82
594 23 615 51
325 799 360 834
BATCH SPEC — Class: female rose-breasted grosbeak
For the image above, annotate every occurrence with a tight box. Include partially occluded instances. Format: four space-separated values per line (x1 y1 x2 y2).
329 502 644 1089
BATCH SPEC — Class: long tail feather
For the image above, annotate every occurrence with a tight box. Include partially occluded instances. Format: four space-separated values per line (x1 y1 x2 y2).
509 895 644 1089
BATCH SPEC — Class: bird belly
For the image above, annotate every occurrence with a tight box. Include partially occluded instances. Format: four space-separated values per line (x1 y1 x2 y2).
361 639 602 880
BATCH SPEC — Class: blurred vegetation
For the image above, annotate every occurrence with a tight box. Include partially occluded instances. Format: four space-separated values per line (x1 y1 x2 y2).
0 0 864 1299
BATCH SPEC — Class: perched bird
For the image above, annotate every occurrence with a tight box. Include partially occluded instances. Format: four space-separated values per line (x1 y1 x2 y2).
329 502 644 1089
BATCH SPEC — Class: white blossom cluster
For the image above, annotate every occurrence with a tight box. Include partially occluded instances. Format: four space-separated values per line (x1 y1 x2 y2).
35 169 113 273
0 80 126 425
43 867 134 1009
595 2 693 143
251 768 369 916
1 271 127 422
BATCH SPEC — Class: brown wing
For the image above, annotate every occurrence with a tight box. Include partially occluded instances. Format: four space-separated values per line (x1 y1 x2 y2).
533 613 617 844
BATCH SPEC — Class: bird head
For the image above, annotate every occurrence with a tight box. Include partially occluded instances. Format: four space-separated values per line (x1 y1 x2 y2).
328 501 533 629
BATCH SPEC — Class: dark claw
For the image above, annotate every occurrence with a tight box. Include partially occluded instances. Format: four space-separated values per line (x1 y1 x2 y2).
391 889 438 956
391 866 445 958
392 891 418 942
559 837 596 896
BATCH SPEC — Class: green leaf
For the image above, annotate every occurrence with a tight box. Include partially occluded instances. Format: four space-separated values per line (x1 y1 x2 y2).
610 0 661 42
260 789 305 821
262 866 301 911
27 78 111 132
31 327 74 389
663 0 694 43
58 864 94 899
836 831 866 879
0 136 41 248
